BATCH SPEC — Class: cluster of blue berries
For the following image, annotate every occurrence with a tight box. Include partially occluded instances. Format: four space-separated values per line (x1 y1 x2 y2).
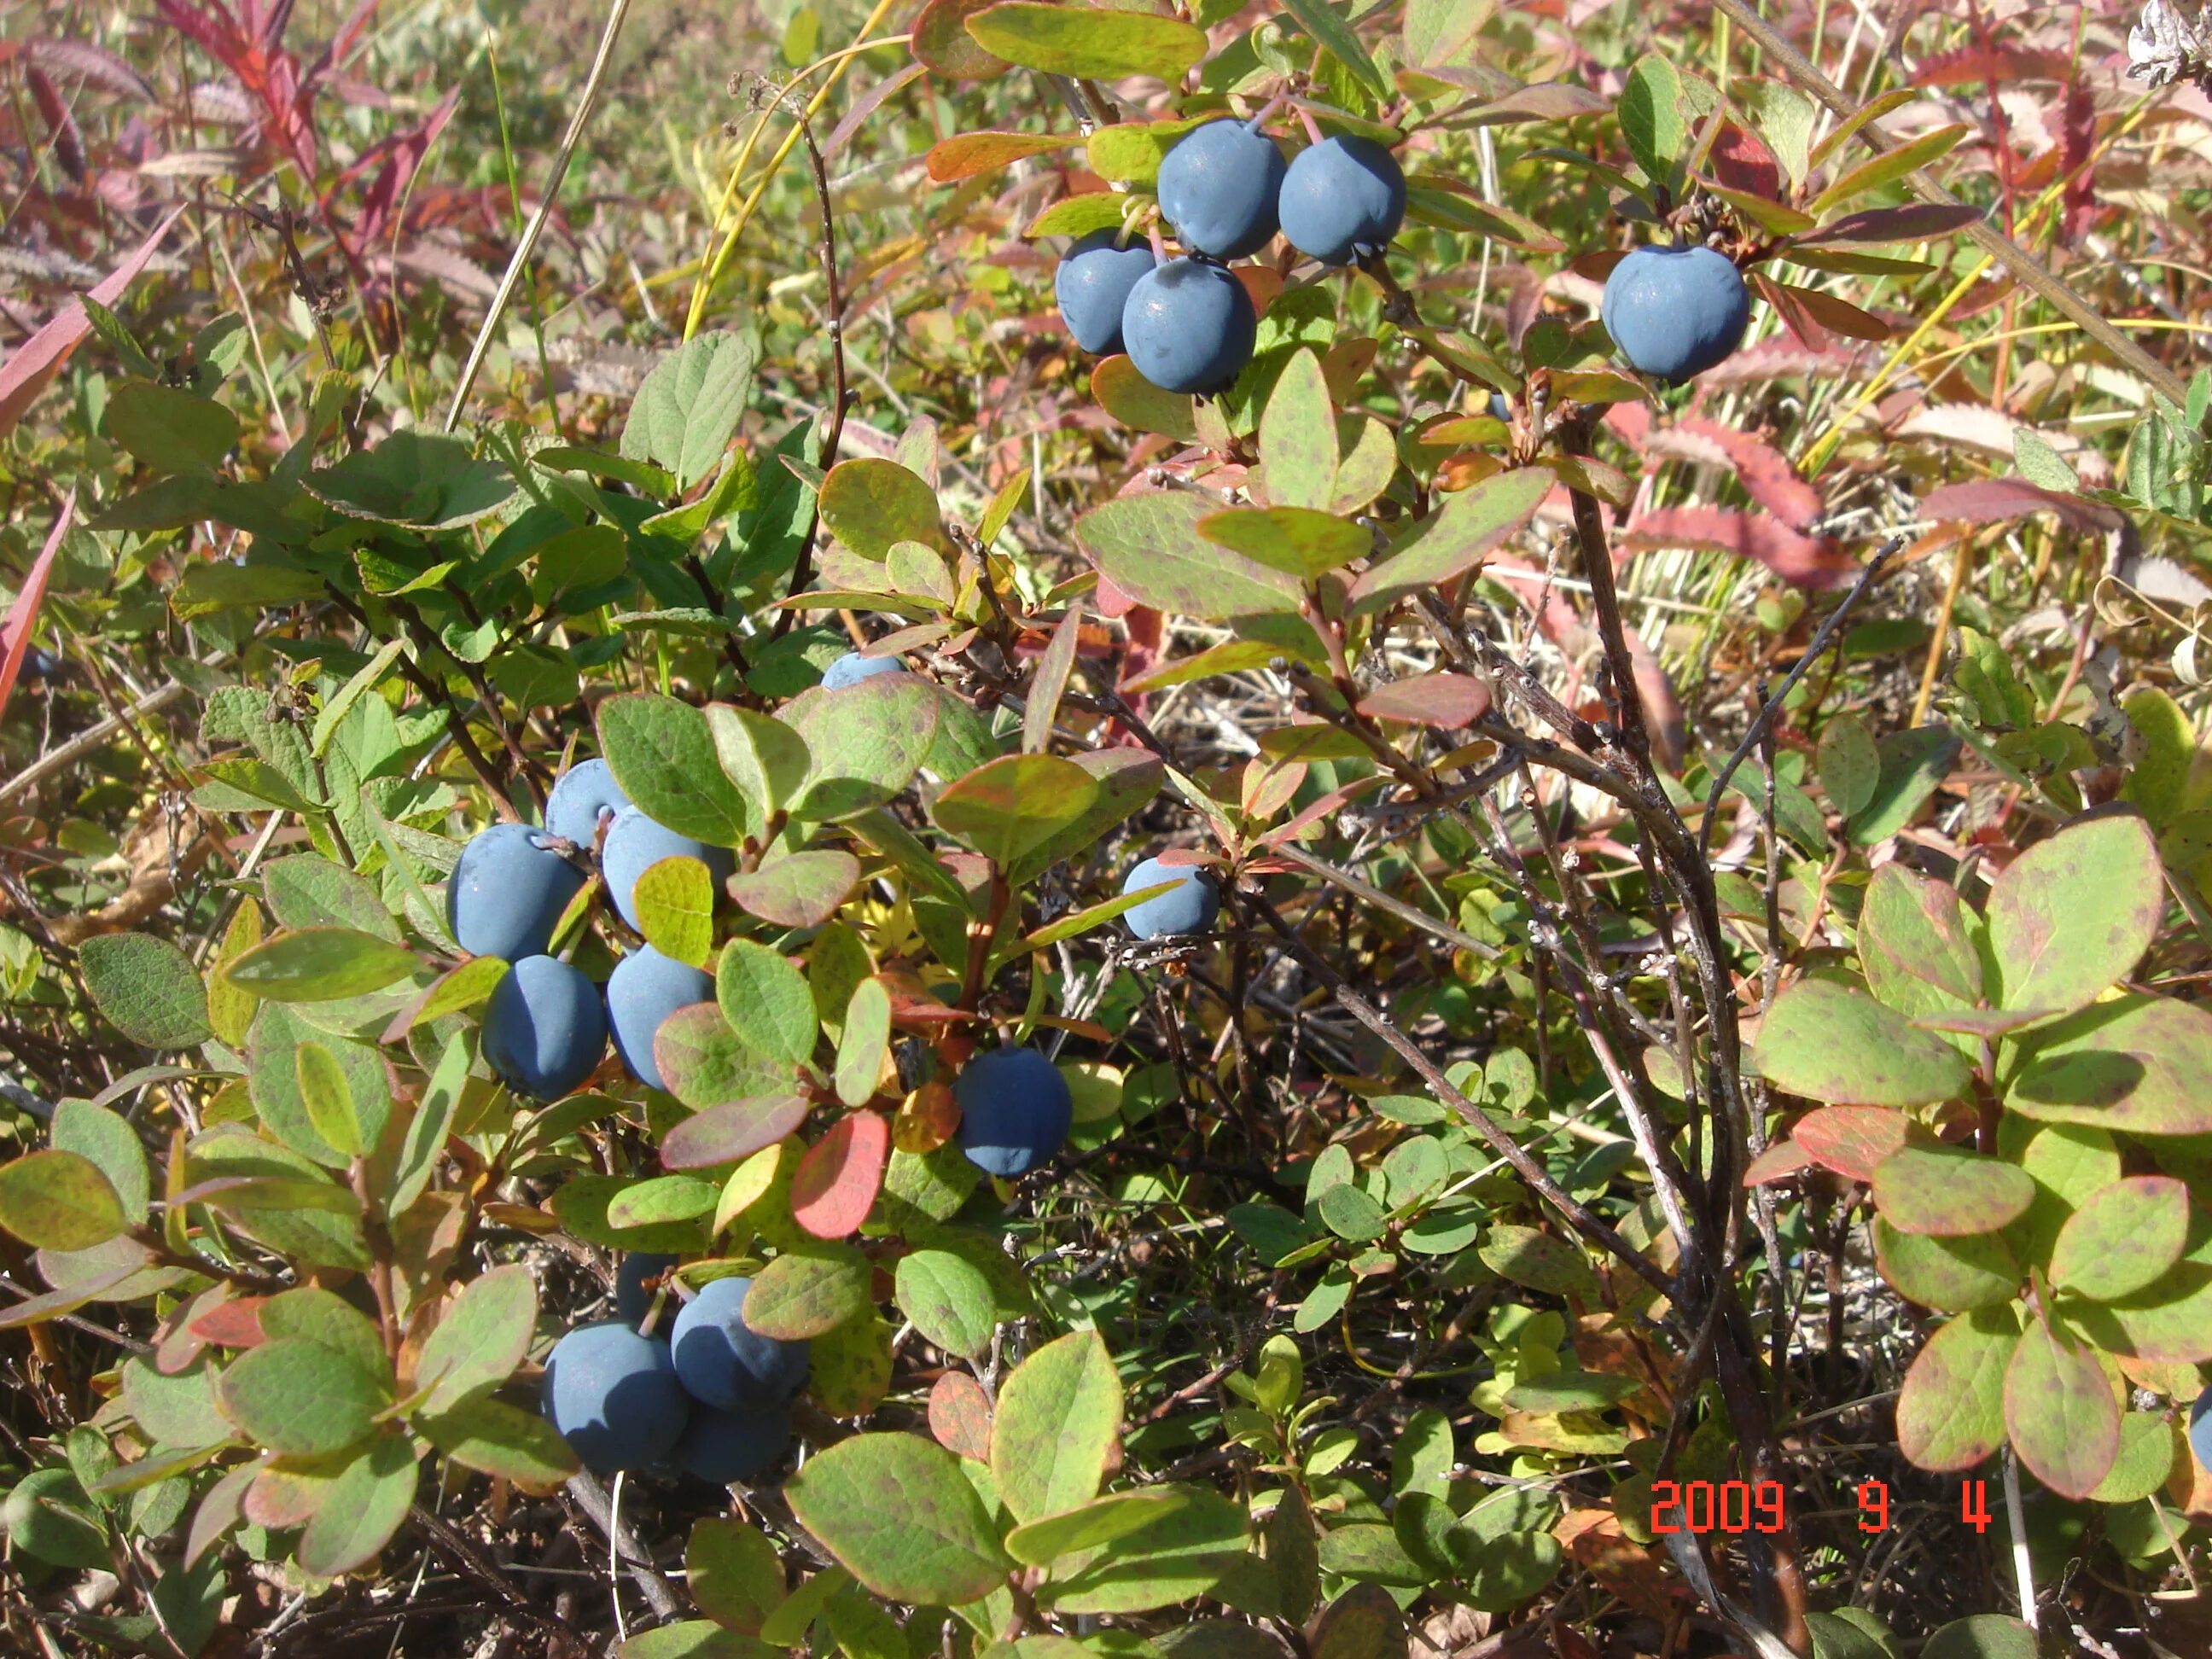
451 650 904 1103
540 1266 806 1481
1055 119 1406 395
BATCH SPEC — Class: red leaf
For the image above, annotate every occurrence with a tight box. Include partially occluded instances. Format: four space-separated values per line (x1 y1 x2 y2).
0 207 183 438
1912 46 2071 86
1619 507 1860 591
1665 416 1822 530
2060 76 2096 245
789 1111 890 1239
1795 1105 1910 1183
1743 1139 1815 1186
337 84 459 248
661 1094 811 1171
1750 270 1829 353
1800 203 1984 245
26 65 85 182
1709 121 1782 199
928 1371 993 1460
188 1293 269 1349
1920 479 2122 534
1356 672 1491 729
1772 282 1895 342
0 492 74 730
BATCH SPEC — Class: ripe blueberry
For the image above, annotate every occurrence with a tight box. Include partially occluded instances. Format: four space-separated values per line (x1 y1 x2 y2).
602 806 736 934
615 1252 679 1326
1121 856 1220 940
669 1276 810 1411
606 946 713 1093
955 1047 1073 1178
1055 230 1159 356
485 955 607 1100
821 650 908 690
1157 119 1288 260
1278 136 1406 265
546 759 631 847
2192 1385 2212 1472
1600 245 1752 384
672 1400 793 1484
1121 259 1258 396
540 1321 690 1474
447 823 585 962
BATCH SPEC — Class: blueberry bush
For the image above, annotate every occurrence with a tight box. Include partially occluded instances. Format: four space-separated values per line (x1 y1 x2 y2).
3 1 2211 1656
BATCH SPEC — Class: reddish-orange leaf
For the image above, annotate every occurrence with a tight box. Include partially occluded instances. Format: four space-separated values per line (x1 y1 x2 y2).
928 1370 994 1460
790 1111 891 1239
1795 1105 1912 1183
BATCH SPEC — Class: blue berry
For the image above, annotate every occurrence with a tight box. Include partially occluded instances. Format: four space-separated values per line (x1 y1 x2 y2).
615 1252 679 1327
1601 245 1752 384
2192 1384 2212 1472
602 806 736 934
1056 230 1158 355
955 1048 1073 1178
540 1321 690 1474
1157 119 1287 260
1121 856 1220 940
673 1400 792 1484
546 759 631 847
447 823 585 962
821 650 908 690
606 946 714 1092
1121 259 1257 396
485 956 607 1100
1278 137 1406 265
669 1277 810 1411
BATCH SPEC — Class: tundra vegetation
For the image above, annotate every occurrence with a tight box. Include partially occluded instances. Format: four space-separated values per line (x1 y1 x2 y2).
3 1 2212 1656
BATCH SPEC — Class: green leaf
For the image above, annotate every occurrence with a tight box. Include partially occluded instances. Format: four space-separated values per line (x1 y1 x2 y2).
2005 993 2212 1135
1279 0 1391 98
296 1041 364 1157
1458 1528 1562 1611
214 1337 391 1457
1348 468 1552 614
894 1248 998 1359
1848 727 1959 844
1816 713 1880 818
1987 814 2161 1016
634 855 717 969
745 1245 872 1340
787 673 942 820
785 1432 1011 1604
991 1330 1123 1524
964 1 1206 79
933 753 1101 867
415 1263 538 1414
2120 686 2194 827
1074 490 1304 620
1009 748 1164 886
1310 1584 1407 1659
171 561 325 620
0 1150 128 1250
2 1468 110 1569
1197 507 1368 579
199 753 325 813
417 1394 580 1490
1920 1616 2038 1659
1315 1522 1428 1586
1811 124 1970 218
1869 1145 2034 1237
2011 428 2080 494
1618 55 1686 187
1754 979 1971 1106
717 939 819 1068
2002 1312 2119 1499
2049 1176 2188 1301
306 431 516 530
599 693 753 848
247 1007 391 1169
607 1174 720 1229
1859 863 1981 1028
391 1030 469 1220
311 637 409 760
726 850 862 929
834 977 893 1108
296 1435 418 1577
706 705 812 824
1873 1220 2020 1313
654 1004 798 1113
265 854 404 942
50 1101 150 1226
1257 349 1338 512
1045 1484 1249 1613
818 458 945 558
224 928 420 1002
78 933 212 1050
2091 1412 2177 1504
107 381 240 473
623 1621 780 1659
689 1516 789 1635
121 1358 230 1450
1477 1225 1596 1295
621 329 759 490
1005 1486 1207 1569
261 1285 387 1373
1895 1305 2017 1471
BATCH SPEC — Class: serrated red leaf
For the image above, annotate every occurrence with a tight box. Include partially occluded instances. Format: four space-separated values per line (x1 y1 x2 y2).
1665 417 1822 530
1795 1105 1910 1183
1619 506 1859 590
928 1371 993 1460
789 1110 890 1239
1921 480 2122 534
